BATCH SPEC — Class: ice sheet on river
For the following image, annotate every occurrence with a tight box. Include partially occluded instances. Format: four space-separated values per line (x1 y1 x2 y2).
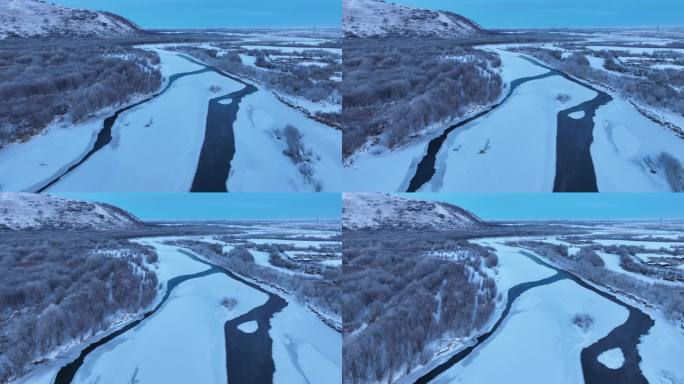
72 273 268 384
270 300 342 384
431 279 628 384
0 49 202 192
48 70 244 192
426 75 597 192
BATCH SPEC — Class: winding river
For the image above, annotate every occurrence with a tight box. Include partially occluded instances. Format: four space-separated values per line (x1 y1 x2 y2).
414 247 653 384
53 243 288 384
176 249 289 384
179 55 259 192
36 52 256 193
406 53 613 193
524 58 614 192
35 66 211 193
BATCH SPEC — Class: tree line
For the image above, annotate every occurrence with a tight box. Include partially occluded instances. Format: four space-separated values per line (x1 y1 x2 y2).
342 38 503 157
0 233 159 382
342 230 499 384
0 39 162 147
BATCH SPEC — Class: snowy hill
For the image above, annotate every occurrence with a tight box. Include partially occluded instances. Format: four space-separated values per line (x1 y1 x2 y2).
342 193 487 230
343 0 487 38
0 193 143 230
0 0 144 39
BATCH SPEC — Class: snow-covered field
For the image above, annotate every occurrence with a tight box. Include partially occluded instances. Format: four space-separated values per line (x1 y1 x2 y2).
591 238 683 250
248 238 339 247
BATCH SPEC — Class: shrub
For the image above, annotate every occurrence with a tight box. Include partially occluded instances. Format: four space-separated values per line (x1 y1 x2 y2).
221 297 238 310
572 313 594 330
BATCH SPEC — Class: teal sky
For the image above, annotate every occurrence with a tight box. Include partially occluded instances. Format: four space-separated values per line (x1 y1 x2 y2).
51 0 340 29
53 193 341 221
404 193 684 221
391 0 684 29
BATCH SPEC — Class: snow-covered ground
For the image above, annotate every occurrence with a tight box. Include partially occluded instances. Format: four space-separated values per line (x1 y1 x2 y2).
431 279 628 384
595 251 683 286
586 46 684 55
425 75 596 192
241 45 341 55
72 273 268 384
228 89 342 192
248 238 339 247
270 298 342 384
591 238 683 250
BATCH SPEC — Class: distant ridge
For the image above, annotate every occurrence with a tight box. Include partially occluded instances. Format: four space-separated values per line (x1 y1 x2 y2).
0 0 145 39
343 0 488 38
0 193 144 231
343 193 487 230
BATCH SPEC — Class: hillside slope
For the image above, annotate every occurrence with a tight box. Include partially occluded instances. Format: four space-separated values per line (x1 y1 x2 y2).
0 0 144 38
343 0 487 38
343 193 486 230
0 193 143 230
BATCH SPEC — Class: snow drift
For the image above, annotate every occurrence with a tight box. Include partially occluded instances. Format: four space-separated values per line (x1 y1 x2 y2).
342 193 486 230
0 0 144 39
0 192 143 230
343 0 487 38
